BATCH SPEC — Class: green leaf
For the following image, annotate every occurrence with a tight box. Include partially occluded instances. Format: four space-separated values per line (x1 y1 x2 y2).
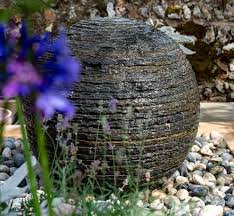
0 9 10 22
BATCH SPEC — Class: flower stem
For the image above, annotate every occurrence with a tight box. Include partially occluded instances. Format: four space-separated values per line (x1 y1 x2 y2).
35 114 54 216
16 97 41 216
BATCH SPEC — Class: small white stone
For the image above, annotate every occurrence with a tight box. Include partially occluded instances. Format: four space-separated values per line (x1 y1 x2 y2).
191 145 200 152
200 145 213 156
193 162 206 170
176 189 189 201
171 170 180 179
230 83 234 91
199 205 223 216
183 5 191 20
54 203 75 215
187 162 195 171
220 186 230 193
193 6 202 18
151 190 167 200
163 195 180 208
176 176 189 185
217 175 233 186
230 60 234 72
211 188 226 198
11 197 25 209
188 197 205 209
149 199 164 210
162 179 174 191
192 174 206 185
223 43 234 51
2 147 11 159
203 172 216 183
153 5 165 18
169 188 177 195
229 72 234 80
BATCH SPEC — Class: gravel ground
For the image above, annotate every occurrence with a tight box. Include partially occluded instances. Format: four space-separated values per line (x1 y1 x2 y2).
0 131 233 215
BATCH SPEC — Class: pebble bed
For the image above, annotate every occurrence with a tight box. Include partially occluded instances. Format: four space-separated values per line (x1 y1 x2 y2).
0 131 234 215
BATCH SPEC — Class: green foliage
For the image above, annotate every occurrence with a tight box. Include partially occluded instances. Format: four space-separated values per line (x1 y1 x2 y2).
0 0 54 22
14 0 53 15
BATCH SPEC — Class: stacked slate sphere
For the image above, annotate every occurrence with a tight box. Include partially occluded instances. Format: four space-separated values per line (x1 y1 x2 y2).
25 17 200 185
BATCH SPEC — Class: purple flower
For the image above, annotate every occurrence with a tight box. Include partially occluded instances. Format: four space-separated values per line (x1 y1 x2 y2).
51 27 70 56
35 28 70 59
36 91 75 120
2 60 42 98
42 56 81 87
18 22 41 60
0 21 81 120
109 97 117 112
0 24 7 61
6 20 21 42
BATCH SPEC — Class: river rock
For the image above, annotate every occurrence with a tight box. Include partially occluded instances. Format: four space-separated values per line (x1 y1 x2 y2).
217 175 233 186
221 153 233 161
163 195 180 208
224 210 234 216
176 189 189 201
14 139 23 149
153 5 165 18
200 145 213 156
151 190 167 200
209 166 225 175
13 152 25 168
193 162 206 171
225 186 234 195
195 137 209 147
0 165 10 174
187 162 195 171
3 138 16 149
138 7 149 18
183 5 191 20
212 188 226 198
192 174 206 185
149 199 164 210
176 176 189 185
199 205 223 216
188 197 205 209
188 184 208 197
171 170 180 179
204 195 225 207
178 163 189 176
2 147 12 159
225 195 234 208
223 43 234 51
2 160 15 167
0 172 10 181
168 13 181 20
193 6 202 18
187 152 202 163
191 144 200 152
169 188 177 195
9 167 17 176
220 186 230 194
192 170 203 177
203 172 216 183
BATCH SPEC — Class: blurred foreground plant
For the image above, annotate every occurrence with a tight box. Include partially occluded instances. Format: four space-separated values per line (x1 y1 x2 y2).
0 18 81 216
